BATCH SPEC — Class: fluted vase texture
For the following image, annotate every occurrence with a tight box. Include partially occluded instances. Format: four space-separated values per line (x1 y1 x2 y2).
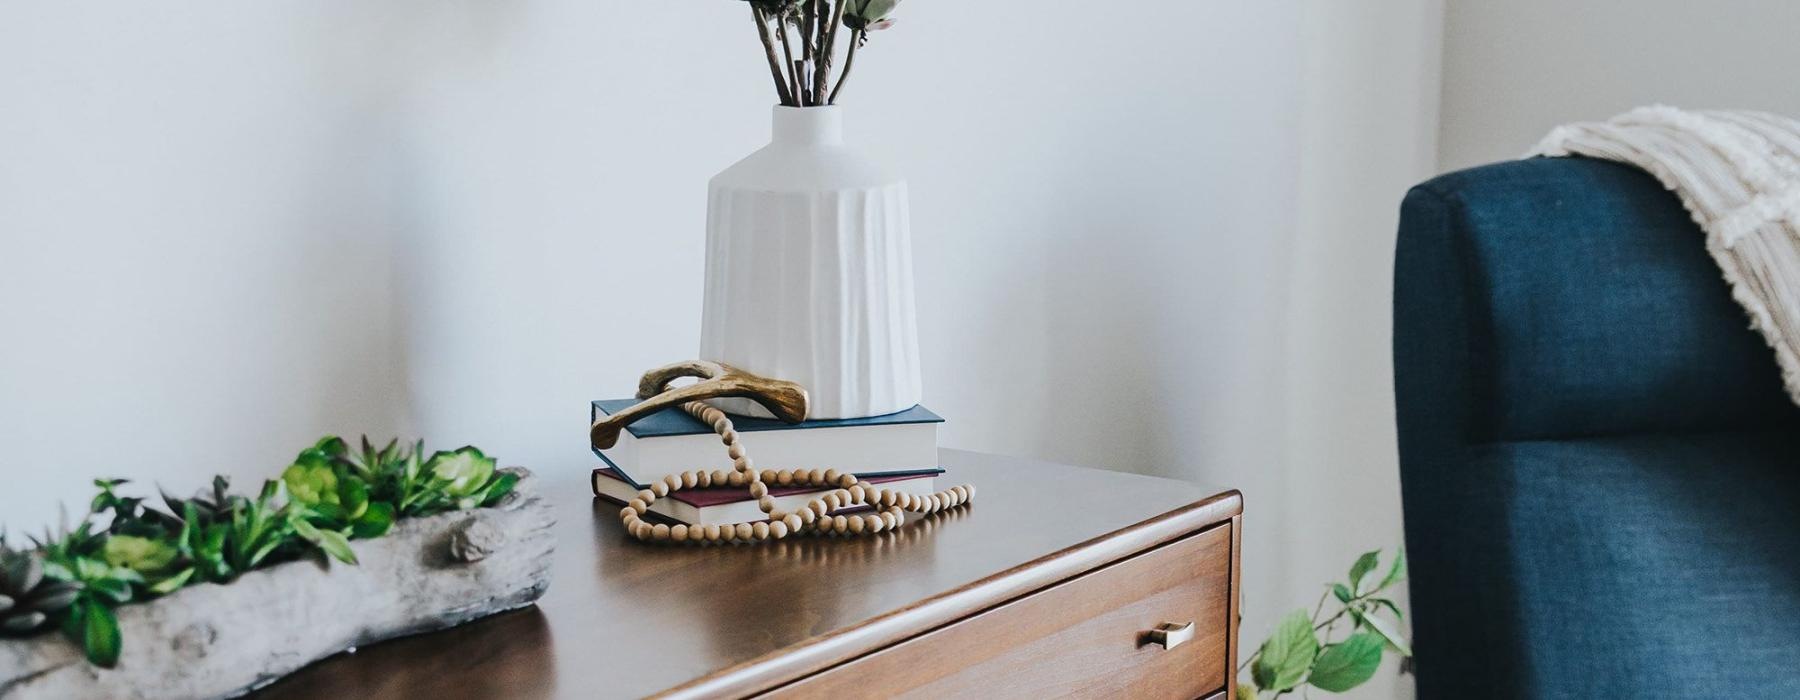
699 106 921 420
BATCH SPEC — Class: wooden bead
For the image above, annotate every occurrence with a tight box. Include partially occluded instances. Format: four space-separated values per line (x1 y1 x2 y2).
758 496 777 513
864 514 884 533
728 471 747 487
632 521 652 539
727 444 745 460
734 457 754 473
670 524 689 542
619 508 636 522
703 524 722 542
848 485 865 503
831 516 849 534
752 521 770 540
719 429 737 444
735 523 754 540
627 498 648 514
776 470 794 486
838 473 858 488
663 475 682 492
651 523 670 542
965 484 977 499
710 469 730 485
749 481 769 498
881 511 899 529
783 513 803 532
681 472 698 489
807 468 825 485
637 489 657 504
760 469 778 484
823 468 841 485
799 507 818 524
770 520 789 539
848 515 866 534
696 470 712 488
823 492 841 509
809 500 829 517
651 481 669 497
878 490 896 507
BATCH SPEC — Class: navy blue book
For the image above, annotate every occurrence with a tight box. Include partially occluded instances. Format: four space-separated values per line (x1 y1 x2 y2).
590 399 943 489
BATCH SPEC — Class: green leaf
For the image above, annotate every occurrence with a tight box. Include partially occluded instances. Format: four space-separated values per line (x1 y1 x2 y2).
428 447 496 499
82 601 122 668
1332 583 1353 603
147 567 195 595
350 502 394 539
1377 548 1407 592
292 518 357 565
101 535 178 574
314 529 357 565
282 462 340 507
1371 597 1404 622
1235 683 1258 700
478 472 521 507
1251 609 1318 691
1307 631 1385 692
1352 607 1412 657
1348 550 1380 594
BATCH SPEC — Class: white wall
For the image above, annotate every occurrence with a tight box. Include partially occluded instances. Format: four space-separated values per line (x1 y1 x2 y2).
2 3 1439 696
1440 0 1800 171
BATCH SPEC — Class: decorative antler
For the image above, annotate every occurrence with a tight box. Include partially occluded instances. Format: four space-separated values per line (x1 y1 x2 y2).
589 360 810 450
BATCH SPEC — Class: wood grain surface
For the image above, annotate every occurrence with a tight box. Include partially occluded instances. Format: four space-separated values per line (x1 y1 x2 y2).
252 449 1242 699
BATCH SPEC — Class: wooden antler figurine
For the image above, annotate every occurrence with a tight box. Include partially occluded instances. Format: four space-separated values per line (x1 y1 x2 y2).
589 360 810 450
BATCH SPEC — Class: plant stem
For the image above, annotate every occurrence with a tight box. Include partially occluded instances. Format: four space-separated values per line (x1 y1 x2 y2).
776 14 803 105
815 0 847 100
827 30 863 105
752 6 795 106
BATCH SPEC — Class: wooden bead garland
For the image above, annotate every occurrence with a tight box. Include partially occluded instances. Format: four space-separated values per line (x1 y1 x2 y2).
619 401 975 544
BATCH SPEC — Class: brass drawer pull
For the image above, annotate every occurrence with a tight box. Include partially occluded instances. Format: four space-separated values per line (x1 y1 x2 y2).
1145 621 1195 650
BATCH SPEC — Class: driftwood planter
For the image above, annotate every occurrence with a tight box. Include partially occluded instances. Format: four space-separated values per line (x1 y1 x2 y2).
0 468 555 700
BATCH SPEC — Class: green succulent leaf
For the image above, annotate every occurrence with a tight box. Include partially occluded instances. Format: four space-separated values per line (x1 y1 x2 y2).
1307 631 1385 692
428 447 496 499
1251 609 1317 692
282 462 340 507
80 600 122 668
1332 583 1353 603
1348 550 1380 594
101 535 178 575
291 518 357 565
478 472 521 507
146 567 196 596
350 502 394 540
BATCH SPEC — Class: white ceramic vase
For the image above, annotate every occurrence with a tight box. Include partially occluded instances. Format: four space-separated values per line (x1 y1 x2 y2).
699 106 921 420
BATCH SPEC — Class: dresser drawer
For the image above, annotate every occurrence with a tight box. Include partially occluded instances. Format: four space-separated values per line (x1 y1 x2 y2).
764 522 1235 699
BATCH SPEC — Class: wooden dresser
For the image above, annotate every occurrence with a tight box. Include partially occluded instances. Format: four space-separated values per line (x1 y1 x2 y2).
256 450 1243 699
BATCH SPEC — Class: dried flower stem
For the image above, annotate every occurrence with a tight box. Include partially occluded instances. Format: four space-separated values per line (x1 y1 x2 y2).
828 30 863 105
815 0 848 101
752 6 795 106
776 17 803 105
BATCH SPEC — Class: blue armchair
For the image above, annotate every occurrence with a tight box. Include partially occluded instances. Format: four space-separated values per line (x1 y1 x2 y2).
1394 157 1800 698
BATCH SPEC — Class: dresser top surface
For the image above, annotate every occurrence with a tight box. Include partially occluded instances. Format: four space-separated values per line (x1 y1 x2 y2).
255 449 1240 699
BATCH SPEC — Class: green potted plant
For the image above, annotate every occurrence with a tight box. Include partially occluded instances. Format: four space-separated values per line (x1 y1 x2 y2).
1238 549 1412 699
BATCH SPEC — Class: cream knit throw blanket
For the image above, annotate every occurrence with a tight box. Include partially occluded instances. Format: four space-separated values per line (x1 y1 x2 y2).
1530 106 1800 405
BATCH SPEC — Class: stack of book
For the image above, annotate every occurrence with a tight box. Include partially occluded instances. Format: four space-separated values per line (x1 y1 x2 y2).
590 398 944 527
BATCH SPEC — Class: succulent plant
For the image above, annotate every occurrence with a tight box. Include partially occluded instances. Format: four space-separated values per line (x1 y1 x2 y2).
0 538 79 636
